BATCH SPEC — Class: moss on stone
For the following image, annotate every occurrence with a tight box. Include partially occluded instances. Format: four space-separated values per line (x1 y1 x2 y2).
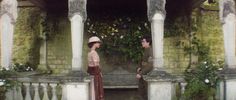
13 7 42 69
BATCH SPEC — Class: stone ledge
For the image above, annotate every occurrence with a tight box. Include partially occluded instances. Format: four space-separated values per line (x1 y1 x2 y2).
144 70 175 82
103 73 138 89
6 71 91 83
103 67 138 89
219 67 236 79
104 85 138 89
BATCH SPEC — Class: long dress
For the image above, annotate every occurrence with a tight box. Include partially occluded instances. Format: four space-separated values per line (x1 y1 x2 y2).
87 50 104 100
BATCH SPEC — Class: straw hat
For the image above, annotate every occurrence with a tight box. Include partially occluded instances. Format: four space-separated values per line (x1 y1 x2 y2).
88 36 101 43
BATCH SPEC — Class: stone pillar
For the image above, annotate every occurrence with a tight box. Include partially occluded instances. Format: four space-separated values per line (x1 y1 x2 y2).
219 0 236 68
63 81 90 100
224 79 236 100
151 14 165 71
38 12 49 72
147 81 174 100
219 78 236 100
0 0 18 69
68 0 87 71
145 0 174 100
147 0 166 71
218 81 225 100
219 1 236 100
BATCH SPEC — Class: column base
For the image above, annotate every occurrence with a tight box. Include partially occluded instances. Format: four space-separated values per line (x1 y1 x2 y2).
64 82 90 100
72 57 82 71
153 67 166 72
145 70 174 81
219 68 236 78
225 56 236 68
37 64 52 74
226 65 236 69
219 67 236 100
144 70 175 100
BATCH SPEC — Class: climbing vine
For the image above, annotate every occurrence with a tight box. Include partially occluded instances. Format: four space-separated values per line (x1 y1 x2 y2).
182 1 224 99
85 16 151 63
0 67 19 100
183 35 223 99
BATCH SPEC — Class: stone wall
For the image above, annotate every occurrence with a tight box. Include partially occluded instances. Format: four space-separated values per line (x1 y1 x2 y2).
163 8 224 74
197 10 224 61
13 7 41 68
164 36 189 73
46 15 72 74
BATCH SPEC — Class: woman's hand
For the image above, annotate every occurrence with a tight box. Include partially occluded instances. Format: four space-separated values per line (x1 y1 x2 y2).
136 74 142 79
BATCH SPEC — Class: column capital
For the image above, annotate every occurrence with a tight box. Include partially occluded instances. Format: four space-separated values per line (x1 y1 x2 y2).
68 0 87 22
147 0 166 21
219 0 235 24
0 0 18 24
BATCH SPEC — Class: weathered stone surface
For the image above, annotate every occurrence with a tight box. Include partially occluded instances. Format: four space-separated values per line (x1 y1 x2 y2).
0 0 18 23
68 0 87 21
147 0 166 21
218 67 236 100
13 7 41 66
144 70 176 100
103 67 138 88
219 68 236 78
148 81 173 100
65 82 90 100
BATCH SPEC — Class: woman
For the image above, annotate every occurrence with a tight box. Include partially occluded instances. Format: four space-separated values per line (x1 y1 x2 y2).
87 36 104 100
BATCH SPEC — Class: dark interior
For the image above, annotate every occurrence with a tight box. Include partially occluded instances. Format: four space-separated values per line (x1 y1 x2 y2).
43 0 204 18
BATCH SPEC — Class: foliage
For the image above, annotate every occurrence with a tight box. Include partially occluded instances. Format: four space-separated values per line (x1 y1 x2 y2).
165 18 190 37
0 63 35 98
12 63 34 72
0 68 17 79
0 67 19 100
202 0 219 10
183 36 224 100
183 34 210 62
85 17 151 63
14 8 42 69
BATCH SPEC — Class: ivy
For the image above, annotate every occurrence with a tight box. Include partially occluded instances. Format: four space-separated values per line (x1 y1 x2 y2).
178 5 224 99
183 35 223 100
85 16 151 63
0 67 19 100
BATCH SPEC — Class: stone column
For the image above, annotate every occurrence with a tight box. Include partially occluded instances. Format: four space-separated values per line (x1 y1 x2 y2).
219 0 236 68
224 79 236 100
68 0 87 71
144 0 174 100
0 0 18 69
219 78 236 100
219 0 236 100
145 0 174 100
63 81 90 100
147 0 166 71
147 81 174 100
38 12 49 72
150 14 165 71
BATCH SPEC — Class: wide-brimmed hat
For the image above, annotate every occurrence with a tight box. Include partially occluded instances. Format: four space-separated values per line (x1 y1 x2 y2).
88 36 101 43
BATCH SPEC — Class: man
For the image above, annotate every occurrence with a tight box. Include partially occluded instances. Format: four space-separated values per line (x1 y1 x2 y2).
136 36 153 100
